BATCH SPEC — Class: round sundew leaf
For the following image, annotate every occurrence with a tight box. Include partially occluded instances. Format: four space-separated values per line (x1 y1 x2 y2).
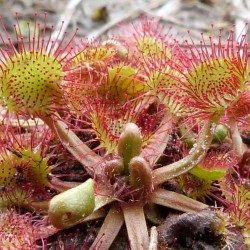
0 52 64 115
178 173 213 199
65 64 144 114
0 209 39 249
0 187 32 208
99 64 145 103
145 67 188 116
137 36 171 58
185 58 249 116
145 67 177 91
74 46 116 63
90 108 130 153
0 148 51 188
189 164 226 180
64 47 115 114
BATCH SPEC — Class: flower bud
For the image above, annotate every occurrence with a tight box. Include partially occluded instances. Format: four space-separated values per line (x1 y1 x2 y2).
212 124 229 143
48 178 95 229
117 123 142 173
129 156 153 195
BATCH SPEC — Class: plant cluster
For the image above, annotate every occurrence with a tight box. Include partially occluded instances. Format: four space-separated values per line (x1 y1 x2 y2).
0 12 250 249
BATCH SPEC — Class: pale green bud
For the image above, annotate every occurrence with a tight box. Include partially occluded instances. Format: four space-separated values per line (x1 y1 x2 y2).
48 178 95 229
117 123 142 174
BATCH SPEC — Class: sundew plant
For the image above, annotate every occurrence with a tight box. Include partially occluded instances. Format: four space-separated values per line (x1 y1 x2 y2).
0 13 250 249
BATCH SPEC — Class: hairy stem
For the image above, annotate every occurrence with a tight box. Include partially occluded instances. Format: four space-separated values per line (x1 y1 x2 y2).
149 226 158 250
42 115 102 176
122 203 149 250
28 200 50 213
141 114 172 166
94 195 114 211
153 117 219 185
83 207 107 222
229 119 243 155
90 205 124 250
49 175 80 192
149 188 208 213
